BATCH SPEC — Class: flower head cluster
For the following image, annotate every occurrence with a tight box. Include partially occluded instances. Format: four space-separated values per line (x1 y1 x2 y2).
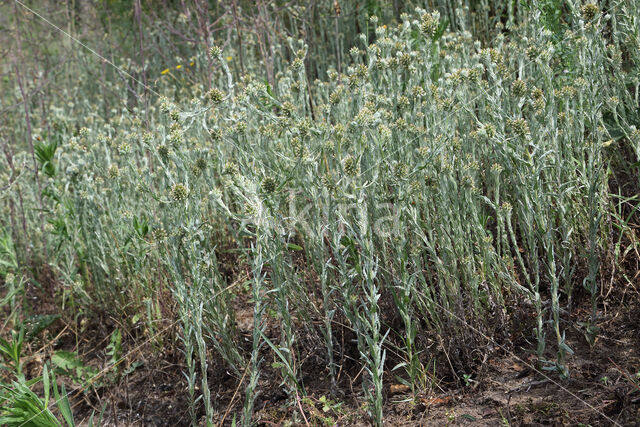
170 183 188 202
207 88 225 104
261 176 277 193
420 11 439 38
581 3 599 22
508 118 530 138
209 45 222 59
108 164 119 179
511 79 527 98
343 155 359 177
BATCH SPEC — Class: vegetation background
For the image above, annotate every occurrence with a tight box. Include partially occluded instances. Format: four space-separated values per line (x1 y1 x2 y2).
1 0 639 425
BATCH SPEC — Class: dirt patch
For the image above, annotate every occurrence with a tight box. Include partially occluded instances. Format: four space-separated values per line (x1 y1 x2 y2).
3 270 640 426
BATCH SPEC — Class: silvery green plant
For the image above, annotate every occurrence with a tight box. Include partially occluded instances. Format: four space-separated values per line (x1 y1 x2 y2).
3 1 640 424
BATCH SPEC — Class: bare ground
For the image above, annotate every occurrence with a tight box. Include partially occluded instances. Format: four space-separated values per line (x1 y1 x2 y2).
3 267 640 427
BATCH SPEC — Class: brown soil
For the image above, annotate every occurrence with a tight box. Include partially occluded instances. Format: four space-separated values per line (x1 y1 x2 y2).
3 267 640 427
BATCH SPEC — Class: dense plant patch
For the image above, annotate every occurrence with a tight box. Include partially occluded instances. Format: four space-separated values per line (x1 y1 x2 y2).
1 1 640 425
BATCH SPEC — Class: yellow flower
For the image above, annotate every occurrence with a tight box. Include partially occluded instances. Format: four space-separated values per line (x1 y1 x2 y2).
161 68 170 75
189 61 195 67
601 139 614 148
226 56 233 62
176 64 182 69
